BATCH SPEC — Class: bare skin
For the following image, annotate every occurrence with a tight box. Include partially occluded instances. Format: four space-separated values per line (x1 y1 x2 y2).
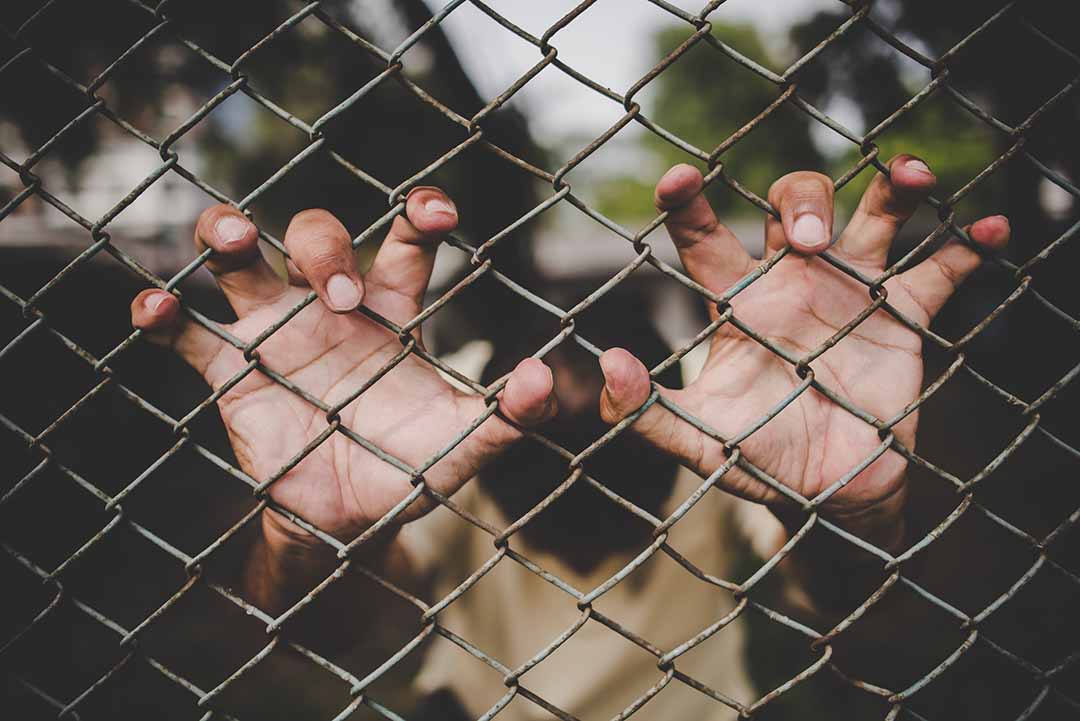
598 156 1009 550
131 188 557 565
131 158 1007 619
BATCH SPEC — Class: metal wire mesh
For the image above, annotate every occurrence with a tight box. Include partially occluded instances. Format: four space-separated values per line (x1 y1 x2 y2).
1 0 1078 719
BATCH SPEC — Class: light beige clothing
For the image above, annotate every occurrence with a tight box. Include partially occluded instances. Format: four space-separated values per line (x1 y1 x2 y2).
397 341 787 720
400 462 786 721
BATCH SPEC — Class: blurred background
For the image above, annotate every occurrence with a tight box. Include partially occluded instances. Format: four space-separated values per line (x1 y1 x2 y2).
1 0 1079 719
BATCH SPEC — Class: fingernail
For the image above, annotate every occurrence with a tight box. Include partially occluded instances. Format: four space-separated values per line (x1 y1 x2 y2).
145 293 167 313
424 197 455 216
326 274 361 311
905 159 933 176
792 214 828 249
215 215 251 245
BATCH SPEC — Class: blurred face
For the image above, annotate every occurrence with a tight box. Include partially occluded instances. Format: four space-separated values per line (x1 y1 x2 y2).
478 346 678 572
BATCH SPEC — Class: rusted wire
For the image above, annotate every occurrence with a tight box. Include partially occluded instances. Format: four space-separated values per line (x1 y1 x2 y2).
1 1 1078 720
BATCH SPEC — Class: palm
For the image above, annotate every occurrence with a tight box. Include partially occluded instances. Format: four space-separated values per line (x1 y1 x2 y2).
601 160 1007 535
672 251 926 514
133 196 552 544
207 288 494 540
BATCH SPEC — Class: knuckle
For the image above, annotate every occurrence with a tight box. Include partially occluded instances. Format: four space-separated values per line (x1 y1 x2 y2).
285 209 350 260
790 173 832 197
931 252 965 288
766 176 789 205
768 171 831 206
303 246 348 275
669 217 718 248
865 177 914 224
285 209 347 247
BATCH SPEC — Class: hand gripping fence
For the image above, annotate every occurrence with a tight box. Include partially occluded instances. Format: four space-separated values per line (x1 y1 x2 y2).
1 1 1079 720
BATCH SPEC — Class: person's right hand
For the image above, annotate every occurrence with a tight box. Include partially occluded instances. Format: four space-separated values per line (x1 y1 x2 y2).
131 189 556 552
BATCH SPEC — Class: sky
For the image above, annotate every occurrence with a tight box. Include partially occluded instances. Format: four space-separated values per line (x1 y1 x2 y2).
408 0 843 288
427 0 836 142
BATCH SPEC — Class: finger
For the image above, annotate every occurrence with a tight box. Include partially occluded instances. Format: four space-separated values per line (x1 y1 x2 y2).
194 205 286 315
835 154 937 265
498 357 558 427
414 358 557 511
598 348 701 472
283 209 364 314
131 289 228 379
899 215 1010 320
365 187 457 320
450 358 557 479
765 171 834 256
656 164 754 298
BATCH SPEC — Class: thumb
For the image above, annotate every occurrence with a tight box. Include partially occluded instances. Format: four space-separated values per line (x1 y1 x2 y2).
499 357 558 427
598 348 708 477
599 348 652 423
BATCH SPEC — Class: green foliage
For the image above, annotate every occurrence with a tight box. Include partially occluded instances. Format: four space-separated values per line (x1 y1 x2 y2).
596 17 1013 226
834 97 1001 216
596 23 823 223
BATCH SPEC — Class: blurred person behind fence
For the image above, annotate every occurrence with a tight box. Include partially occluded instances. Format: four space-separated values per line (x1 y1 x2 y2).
130 156 1009 720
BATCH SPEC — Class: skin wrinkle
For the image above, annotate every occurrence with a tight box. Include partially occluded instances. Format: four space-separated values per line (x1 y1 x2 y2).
216 271 288 312
668 216 720 248
620 162 978 530
127 153 1009 643
812 396 830 505
451 392 509 474
823 467 909 524
897 273 934 324
192 331 230 385
801 279 923 358
682 293 913 513
813 360 897 511
928 249 965 290
298 401 337 510
364 274 431 318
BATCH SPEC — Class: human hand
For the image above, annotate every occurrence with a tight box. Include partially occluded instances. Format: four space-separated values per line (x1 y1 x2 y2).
598 157 1009 549
132 189 556 554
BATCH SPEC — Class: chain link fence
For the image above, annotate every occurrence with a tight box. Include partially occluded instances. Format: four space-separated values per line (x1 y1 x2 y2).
1 1 1079 719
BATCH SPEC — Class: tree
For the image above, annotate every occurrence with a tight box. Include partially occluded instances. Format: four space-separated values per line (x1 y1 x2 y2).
595 22 824 223
1 0 546 343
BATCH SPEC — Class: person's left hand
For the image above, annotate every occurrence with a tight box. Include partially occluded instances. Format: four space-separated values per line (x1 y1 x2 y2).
597 157 1009 549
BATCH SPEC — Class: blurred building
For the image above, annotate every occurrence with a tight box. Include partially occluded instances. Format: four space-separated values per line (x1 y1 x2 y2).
1 88 210 275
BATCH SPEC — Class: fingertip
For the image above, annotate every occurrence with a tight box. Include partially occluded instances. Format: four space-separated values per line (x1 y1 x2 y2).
405 187 458 237
656 164 705 210
132 289 179 330
599 347 635 389
514 356 553 392
198 205 258 256
970 215 1010 250
503 357 556 426
214 214 258 251
599 348 651 422
889 155 937 192
770 171 834 254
